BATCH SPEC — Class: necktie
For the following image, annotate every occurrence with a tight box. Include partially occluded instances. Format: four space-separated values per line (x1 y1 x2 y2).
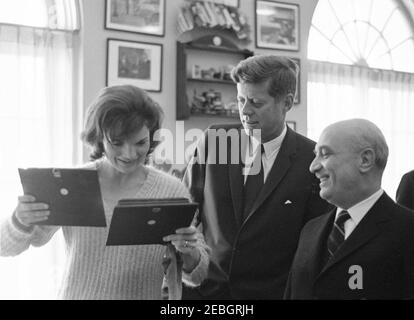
243 145 264 220
326 210 351 259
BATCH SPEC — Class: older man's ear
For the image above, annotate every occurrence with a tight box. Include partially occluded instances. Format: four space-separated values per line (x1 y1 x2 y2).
359 148 376 173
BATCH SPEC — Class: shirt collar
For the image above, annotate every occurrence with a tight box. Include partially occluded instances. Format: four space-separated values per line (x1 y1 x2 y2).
336 188 384 225
251 124 287 158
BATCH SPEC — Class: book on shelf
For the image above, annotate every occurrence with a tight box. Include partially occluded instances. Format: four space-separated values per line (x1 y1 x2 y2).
183 6 195 29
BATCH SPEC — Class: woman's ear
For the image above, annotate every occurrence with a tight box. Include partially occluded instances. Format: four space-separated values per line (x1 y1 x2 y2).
359 148 375 173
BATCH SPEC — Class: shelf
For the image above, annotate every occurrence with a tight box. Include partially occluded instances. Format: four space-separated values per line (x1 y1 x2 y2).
185 43 252 55
190 112 240 119
187 77 235 85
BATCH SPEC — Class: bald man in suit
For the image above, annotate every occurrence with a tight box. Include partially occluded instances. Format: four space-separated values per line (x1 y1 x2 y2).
285 119 414 300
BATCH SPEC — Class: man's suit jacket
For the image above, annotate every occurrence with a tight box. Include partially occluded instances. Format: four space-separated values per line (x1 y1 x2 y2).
183 124 331 299
284 193 414 300
396 170 414 211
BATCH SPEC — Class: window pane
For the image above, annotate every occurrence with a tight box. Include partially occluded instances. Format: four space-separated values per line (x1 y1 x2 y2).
327 45 353 65
342 23 363 61
355 21 371 58
367 38 392 69
370 0 398 30
311 0 341 39
382 9 412 48
329 0 354 26
392 40 414 72
308 27 332 61
0 0 48 27
354 0 374 22
331 30 356 63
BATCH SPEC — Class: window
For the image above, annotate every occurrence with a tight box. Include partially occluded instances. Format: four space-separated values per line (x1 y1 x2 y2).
0 0 81 299
309 0 414 72
308 0 414 197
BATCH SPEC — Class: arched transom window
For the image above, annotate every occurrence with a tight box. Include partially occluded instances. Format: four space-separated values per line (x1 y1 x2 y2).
308 0 414 72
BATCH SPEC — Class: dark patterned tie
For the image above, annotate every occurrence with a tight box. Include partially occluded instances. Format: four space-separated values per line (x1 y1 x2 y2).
243 145 264 220
327 210 351 259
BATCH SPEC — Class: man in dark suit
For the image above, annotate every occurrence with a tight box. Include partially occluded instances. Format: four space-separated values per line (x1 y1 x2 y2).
285 119 414 300
396 170 414 211
182 55 331 299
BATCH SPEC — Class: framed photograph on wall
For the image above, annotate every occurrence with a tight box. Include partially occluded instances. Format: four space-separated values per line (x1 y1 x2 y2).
107 39 163 92
291 57 300 104
105 0 166 36
255 1 300 51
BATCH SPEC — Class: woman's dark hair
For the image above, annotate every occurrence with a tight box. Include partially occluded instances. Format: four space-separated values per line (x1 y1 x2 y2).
81 85 164 161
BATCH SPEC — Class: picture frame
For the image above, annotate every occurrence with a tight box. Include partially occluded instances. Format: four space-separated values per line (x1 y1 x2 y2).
286 121 296 131
105 0 166 36
255 1 300 51
291 57 300 104
107 39 163 92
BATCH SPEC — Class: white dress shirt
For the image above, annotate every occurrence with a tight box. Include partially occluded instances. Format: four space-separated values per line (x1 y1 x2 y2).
336 188 384 239
243 124 287 184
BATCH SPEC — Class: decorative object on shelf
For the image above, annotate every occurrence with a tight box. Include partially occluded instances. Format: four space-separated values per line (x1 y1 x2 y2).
105 0 165 36
255 1 299 51
286 121 296 131
291 57 300 104
177 0 249 40
107 39 163 92
190 62 236 82
176 35 253 120
191 89 226 115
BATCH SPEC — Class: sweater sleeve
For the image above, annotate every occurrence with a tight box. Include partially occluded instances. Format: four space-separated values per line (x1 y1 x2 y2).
182 223 210 287
0 215 59 257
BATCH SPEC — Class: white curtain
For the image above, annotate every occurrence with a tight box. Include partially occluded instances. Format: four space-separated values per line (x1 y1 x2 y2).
0 24 81 299
308 60 414 199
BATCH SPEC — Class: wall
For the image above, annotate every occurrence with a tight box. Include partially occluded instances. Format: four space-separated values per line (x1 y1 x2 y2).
80 0 319 161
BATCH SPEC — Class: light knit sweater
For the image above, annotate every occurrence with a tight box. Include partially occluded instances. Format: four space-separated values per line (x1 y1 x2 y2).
0 162 209 300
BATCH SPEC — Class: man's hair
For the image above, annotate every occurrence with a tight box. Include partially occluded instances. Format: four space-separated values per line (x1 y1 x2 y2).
81 85 164 161
230 55 298 101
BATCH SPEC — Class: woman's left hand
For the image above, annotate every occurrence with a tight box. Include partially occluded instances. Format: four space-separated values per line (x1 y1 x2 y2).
163 226 202 272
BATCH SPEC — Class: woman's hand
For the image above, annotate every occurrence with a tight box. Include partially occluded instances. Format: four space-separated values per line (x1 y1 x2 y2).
14 195 50 227
163 226 202 273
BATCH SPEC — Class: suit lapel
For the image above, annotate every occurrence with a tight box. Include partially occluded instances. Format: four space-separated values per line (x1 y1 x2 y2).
319 193 392 276
245 127 297 220
304 210 336 279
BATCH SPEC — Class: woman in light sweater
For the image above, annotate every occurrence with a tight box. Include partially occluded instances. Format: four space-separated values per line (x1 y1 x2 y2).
0 85 209 299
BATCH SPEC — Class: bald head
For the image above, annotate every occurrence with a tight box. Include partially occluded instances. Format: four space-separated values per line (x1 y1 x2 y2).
310 119 388 208
322 119 389 171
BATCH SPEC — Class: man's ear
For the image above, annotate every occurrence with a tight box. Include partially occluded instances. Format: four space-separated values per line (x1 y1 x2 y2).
283 93 294 113
359 148 376 173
